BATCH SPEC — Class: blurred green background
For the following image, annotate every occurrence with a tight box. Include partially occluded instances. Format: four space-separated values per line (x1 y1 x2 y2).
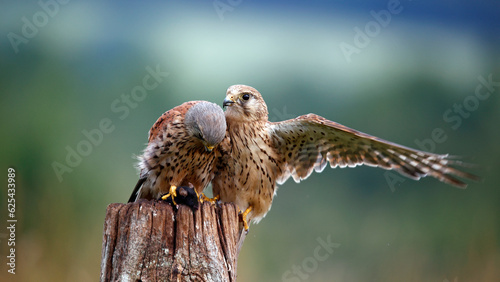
1 1 499 281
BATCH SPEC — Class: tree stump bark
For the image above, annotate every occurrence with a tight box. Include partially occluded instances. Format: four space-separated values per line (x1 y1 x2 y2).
100 201 243 281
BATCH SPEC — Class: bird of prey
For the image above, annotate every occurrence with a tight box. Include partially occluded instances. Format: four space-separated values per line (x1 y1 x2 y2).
128 101 227 204
213 85 478 230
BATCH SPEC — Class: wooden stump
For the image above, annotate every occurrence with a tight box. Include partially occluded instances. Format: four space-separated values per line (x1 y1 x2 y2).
100 201 243 281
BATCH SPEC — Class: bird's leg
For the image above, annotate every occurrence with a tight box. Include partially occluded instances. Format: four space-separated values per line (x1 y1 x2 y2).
200 194 220 204
161 185 178 205
240 206 252 231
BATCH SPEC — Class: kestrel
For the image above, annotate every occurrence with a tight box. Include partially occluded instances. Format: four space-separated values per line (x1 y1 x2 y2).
128 101 226 204
213 85 478 230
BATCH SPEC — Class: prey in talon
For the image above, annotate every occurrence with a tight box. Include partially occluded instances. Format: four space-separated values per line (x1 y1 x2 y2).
128 101 227 205
160 183 200 210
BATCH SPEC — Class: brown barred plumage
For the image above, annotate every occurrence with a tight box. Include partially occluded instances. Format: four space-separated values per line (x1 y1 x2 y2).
129 101 226 203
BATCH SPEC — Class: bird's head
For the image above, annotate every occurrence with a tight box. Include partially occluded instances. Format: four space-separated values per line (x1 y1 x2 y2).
223 85 268 122
184 101 227 152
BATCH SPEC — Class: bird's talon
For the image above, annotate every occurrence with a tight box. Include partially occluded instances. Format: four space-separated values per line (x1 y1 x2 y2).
200 193 219 205
239 206 252 231
161 185 178 205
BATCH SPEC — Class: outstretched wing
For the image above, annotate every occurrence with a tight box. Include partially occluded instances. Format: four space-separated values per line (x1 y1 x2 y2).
270 114 478 187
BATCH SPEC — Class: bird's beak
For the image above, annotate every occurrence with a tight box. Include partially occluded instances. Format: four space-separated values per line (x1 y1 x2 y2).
223 96 235 108
205 145 215 152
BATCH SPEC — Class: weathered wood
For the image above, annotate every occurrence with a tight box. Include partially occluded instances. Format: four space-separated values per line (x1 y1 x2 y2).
100 201 243 282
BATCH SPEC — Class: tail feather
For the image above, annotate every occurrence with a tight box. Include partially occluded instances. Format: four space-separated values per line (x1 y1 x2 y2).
128 177 146 203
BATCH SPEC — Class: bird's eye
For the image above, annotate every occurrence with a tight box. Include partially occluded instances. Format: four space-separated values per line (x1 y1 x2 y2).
242 94 250 100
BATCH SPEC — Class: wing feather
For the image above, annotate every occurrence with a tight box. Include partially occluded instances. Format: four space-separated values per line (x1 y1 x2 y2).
270 114 478 187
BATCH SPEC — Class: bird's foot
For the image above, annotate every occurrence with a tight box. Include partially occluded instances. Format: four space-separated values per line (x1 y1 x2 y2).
160 185 199 210
200 193 220 205
239 206 252 232
161 185 178 205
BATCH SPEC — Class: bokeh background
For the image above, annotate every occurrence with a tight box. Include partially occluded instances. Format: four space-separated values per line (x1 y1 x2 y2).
1 0 499 281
